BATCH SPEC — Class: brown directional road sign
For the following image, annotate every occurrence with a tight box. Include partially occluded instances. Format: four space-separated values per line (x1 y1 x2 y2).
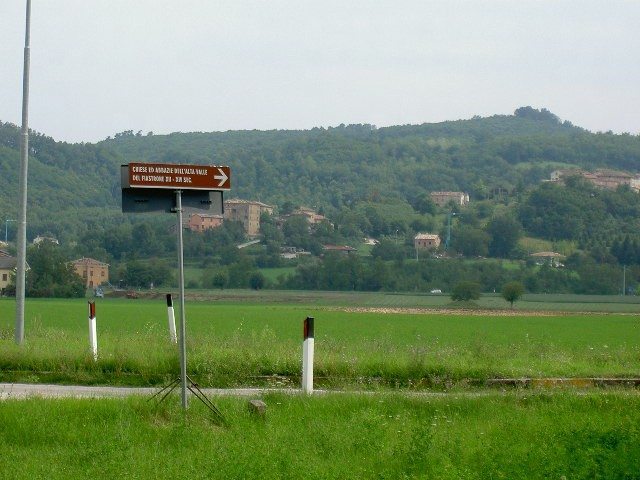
125 163 231 190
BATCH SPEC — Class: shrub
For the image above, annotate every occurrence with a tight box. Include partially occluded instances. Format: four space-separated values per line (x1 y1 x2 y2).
249 271 265 290
450 281 481 301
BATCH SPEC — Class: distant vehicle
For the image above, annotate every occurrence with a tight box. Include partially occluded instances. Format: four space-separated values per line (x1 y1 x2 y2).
94 287 104 298
430 289 442 294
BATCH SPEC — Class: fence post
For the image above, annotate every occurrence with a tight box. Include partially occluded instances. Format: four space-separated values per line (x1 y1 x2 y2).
302 316 314 394
166 294 177 344
88 301 97 361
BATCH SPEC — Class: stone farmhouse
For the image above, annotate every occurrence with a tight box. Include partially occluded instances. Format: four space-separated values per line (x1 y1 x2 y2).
429 191 470 208
549 169 640 192
414 233 441 250
70 257 109 289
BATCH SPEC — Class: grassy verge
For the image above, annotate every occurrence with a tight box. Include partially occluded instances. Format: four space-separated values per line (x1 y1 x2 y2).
1 392 639 479
1 298 638 387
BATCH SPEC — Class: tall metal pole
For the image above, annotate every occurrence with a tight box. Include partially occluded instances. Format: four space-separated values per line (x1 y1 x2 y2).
15 0 32 345
175 190 188 409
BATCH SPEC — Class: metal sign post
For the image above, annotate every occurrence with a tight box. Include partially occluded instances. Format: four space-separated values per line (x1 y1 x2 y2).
175 190 188 409
121 162 230 415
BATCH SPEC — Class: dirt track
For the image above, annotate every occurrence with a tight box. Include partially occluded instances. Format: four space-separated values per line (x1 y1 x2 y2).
337 307 566 316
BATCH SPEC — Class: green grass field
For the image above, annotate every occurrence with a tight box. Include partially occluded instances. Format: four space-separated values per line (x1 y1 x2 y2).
1 297 638 387
1 392 639 479
259 267 297 282
104 288 640 312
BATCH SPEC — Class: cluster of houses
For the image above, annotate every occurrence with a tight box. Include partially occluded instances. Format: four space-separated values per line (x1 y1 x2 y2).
548 169 640 192
186 198 274 236
186 199 331 237
187 192 471 238
1 183 582 296
185 194 471 260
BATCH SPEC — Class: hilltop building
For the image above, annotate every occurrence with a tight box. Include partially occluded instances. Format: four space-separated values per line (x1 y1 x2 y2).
429 191 470 208
33 235 59 245
288 207 329 225
549 169 640 192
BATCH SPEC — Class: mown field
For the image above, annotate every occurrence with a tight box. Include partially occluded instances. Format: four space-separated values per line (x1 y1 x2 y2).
125 288 640 313
1 297 638 387
1 392 639 479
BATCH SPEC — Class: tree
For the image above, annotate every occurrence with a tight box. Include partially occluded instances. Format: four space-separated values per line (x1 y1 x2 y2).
501 281 524 308
121 259 172 288
486 215 522 258
25 242 85 298
450 281 481 301
131 223 163 256
282 215 311 248
249 271 265 290
371 239 404 261
451 225 489 257
411 193 437 215
279 201 295 215
514 106 561 124
202 268 228 289
212 271 229 289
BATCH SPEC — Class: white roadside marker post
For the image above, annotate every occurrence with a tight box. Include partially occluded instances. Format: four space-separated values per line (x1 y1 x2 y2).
302 316 315 394
88 301 97 361
166 294 177 344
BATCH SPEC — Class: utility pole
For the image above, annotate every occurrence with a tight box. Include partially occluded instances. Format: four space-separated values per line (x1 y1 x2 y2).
15 0 32 345
445 212 457 251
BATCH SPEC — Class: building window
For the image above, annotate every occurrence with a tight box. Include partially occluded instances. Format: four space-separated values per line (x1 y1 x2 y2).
2 274 6 281
101 271 105 277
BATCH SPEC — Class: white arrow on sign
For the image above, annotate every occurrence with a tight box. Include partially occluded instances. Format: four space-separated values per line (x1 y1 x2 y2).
213 167 228 187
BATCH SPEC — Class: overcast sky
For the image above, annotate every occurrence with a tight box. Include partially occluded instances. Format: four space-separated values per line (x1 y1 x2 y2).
1 1 639 143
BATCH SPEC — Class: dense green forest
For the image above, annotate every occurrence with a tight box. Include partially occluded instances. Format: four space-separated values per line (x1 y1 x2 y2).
2 107 640 296
2 106 640 239
101 107 640 213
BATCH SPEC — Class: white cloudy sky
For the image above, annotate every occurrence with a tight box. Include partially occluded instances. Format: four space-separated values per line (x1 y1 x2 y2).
1 1 639 143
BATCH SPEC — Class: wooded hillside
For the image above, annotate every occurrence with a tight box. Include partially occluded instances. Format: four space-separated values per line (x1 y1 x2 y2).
1 107 640 243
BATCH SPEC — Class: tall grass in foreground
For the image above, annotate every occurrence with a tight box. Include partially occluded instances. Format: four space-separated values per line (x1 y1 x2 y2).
1 299 639 387
0 392 639 479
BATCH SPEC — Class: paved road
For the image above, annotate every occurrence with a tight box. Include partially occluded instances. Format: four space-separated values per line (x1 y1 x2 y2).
0 383 291 400
2 381 639 400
